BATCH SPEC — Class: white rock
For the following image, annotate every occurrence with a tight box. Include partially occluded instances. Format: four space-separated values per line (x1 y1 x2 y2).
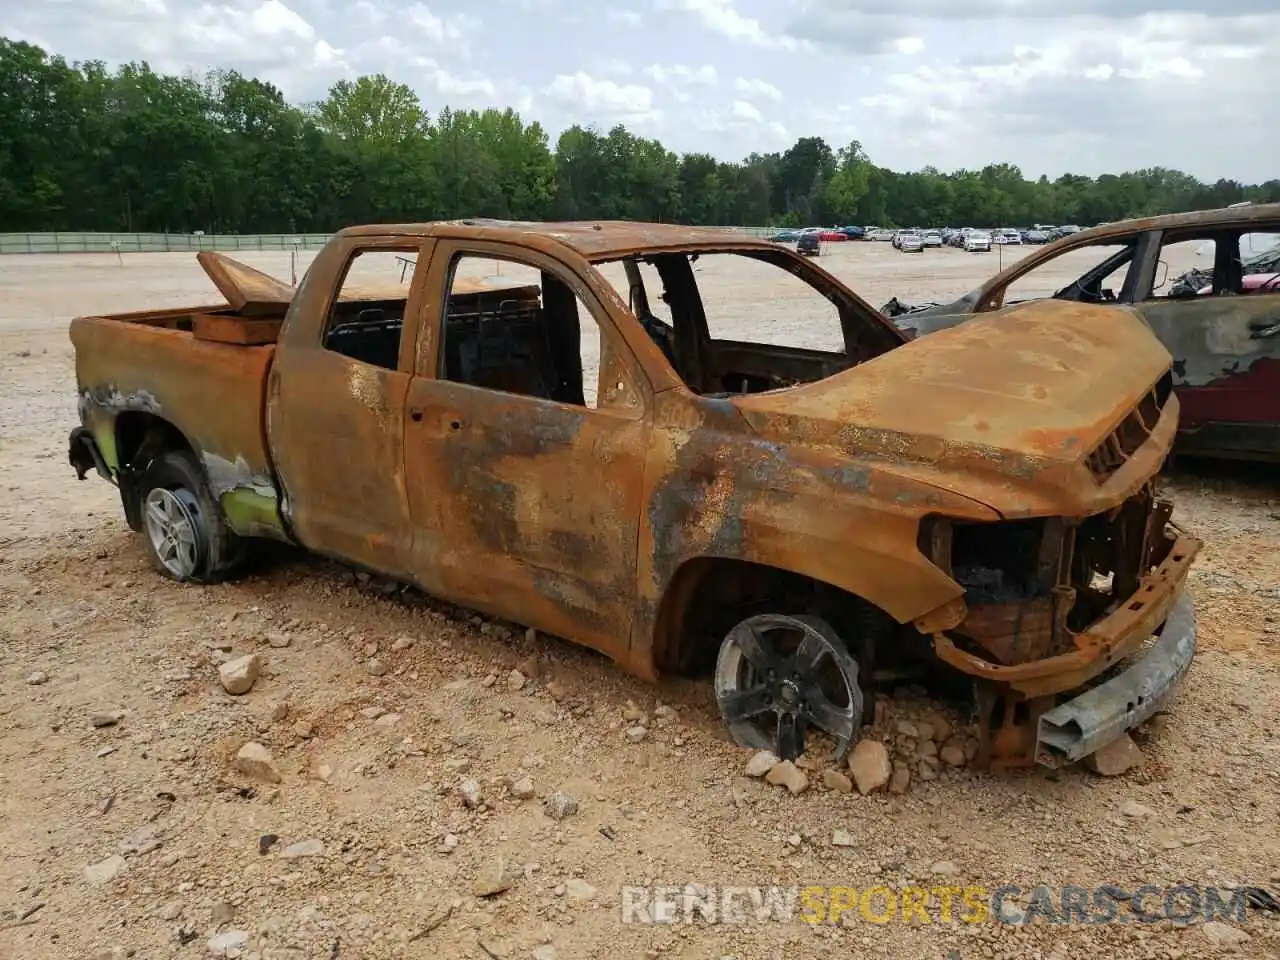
234 741 281 784
564 878 597 900
1201 921 1250 946
473 856 521 897
507 669 527 691
930 860 959 876
218 654 261 695
392 636 415 652
206 930 250 957
624 725 648 743
365 657 388 676
84 854 127 885
265 632 291 648
1121 800 1155 818
831 829 856 848
510 777 535 800
26 671 49 685
848 741 892 795
279 838 325 858
532 946 556 960
458 778 484 809
745 750 779 778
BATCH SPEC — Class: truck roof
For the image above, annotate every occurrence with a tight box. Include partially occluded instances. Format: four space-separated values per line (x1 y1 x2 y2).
335 219 772 261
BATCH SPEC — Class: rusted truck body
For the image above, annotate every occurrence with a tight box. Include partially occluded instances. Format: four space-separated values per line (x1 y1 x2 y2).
885 204 1280 462
68 220 1201 770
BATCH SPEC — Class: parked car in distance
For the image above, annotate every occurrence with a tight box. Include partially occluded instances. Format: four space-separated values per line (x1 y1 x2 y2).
922 230 943 247
65 219 1203 771
963 231 992 252
768 229 799 243
1023 229 1050 244
883 204 1280 461
818 230 848 242
797 231 821 256
896 232 925 253
838 226 866 240
868 228 895 241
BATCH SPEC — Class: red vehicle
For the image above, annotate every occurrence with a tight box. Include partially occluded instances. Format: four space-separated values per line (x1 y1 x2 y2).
818 230 847 242
884 205 1280 461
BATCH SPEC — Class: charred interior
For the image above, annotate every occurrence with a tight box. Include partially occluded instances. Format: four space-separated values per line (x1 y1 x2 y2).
922 481 1178 668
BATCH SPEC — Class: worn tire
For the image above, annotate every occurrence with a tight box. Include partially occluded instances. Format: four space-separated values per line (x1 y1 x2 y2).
136 449 243 583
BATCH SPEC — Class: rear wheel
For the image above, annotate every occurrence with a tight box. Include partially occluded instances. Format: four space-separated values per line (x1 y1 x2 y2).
137 450 243 583
714 613 863 762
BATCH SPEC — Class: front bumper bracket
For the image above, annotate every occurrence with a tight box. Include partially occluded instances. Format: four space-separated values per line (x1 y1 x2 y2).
1035 591 1197 768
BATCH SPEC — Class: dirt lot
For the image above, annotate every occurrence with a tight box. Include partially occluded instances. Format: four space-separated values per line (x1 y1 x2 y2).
1 241 1278 960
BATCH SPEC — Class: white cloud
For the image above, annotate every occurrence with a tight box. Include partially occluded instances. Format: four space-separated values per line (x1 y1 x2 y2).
730 99 761 122
643 63 718 85
606 8 643 25
544 71 659 122
893 35 924 54
733 76 782 101
659 0 804 50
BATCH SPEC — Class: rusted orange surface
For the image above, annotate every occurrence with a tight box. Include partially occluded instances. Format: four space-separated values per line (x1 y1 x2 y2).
70 219 1202 766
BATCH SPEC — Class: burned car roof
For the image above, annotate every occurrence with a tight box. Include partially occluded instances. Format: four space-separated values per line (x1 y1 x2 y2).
1058 203 1280 244
334 219 775 261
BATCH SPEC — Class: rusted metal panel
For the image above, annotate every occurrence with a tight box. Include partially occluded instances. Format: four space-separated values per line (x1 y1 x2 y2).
69 315 279 529
196 250 295 315
265 236 435 576
192 314 282 345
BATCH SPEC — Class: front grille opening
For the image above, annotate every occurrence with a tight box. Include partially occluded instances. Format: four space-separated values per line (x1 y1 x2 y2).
951 518 1047 603
1085 371 1173 483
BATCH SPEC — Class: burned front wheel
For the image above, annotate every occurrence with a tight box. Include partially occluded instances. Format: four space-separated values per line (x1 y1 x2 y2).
714 613 863 763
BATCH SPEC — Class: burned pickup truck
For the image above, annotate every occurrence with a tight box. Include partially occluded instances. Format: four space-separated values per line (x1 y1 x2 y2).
884 204 1280 462
69 220 1200 770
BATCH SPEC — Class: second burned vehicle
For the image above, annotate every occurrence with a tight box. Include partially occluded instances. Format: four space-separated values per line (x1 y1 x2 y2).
68 220 1200 771
884 204 1280 462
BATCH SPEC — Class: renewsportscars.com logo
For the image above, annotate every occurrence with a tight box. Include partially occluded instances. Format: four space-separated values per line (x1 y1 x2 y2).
620 883 1258 926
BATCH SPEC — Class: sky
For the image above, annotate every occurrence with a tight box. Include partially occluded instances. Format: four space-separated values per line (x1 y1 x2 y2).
4 0 1276 182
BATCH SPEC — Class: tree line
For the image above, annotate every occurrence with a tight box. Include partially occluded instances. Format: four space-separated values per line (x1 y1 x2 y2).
2 37 1277 236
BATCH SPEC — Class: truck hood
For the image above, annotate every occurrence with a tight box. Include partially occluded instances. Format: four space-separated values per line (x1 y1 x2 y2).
733 300 1174 516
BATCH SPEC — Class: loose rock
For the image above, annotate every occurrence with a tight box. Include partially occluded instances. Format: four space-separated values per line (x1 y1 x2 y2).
624 725 648 743
507 669 527 692
848 740 892 795
279 838 325 858
84 854 127 885
90 711 123 728
822 769 853 794
564 877 597 900
26 671 49 685
745 751 779 778
510 777 536 800
1201 921 1250 946
458 778 484 809
939 743 966 768
234 741 281 784
1121 800 1155 818
206 930 250 957
765 760 808 795
1085 733 1144 776
218 654 261 695
265 632 291 648
831 829 856 848
889 764 911 795
544 790 579 820
392 635 415 652
365 657 388 677
473 856 522 897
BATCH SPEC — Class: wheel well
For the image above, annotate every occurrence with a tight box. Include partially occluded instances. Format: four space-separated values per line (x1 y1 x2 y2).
114 412 193 531
115 412 191 469
653 557 901 676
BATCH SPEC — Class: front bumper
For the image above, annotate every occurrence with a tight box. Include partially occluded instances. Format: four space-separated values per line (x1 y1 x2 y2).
1035 591 1195 766
933 532 1200 697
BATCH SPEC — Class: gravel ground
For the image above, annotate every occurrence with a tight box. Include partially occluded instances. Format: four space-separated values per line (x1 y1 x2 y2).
1 242 1277 960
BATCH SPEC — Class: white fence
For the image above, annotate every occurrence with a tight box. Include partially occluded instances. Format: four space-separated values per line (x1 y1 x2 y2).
0 226 775 255
0 233 334 255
